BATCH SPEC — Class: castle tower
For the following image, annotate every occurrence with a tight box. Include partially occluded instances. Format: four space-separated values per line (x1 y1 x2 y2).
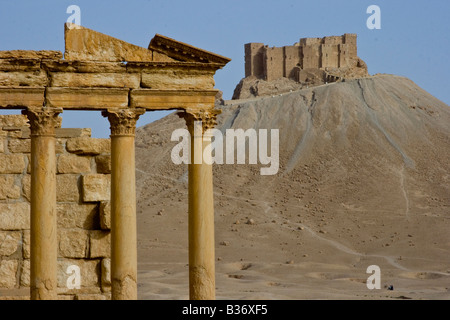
245 43 265 78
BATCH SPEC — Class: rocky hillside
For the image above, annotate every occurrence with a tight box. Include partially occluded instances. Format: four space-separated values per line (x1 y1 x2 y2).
134 74 450 299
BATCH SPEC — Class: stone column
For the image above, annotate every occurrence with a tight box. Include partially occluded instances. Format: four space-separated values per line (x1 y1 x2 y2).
102 108 145 300
180 109 220 300
23 107 62 300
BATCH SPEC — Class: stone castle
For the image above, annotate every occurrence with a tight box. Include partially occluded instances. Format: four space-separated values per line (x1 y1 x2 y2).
244 33 368 85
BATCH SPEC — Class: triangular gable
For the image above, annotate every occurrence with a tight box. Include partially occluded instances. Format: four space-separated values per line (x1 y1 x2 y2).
148 34 231 66
64 23 174 62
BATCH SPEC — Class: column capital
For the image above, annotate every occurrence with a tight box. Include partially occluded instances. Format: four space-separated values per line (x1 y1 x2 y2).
178 108 221 133
22 107 63 136
102 108 146 137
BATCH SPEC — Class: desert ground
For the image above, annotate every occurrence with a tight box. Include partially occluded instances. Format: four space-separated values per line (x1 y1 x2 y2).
134 74 450 300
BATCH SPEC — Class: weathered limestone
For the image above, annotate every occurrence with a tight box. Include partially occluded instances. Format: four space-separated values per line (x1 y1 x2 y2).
0 231 21 256
101 258 112 291
20 260 30 287
82 174 111 202
0 50 62 60
50 72 140 89
180 109 220 300
0 88 45 108
0 154 26 173
95 155 111 174
46 88 129 109
22 230 30 259
0 70 48 87
66 136 110 155
0 175 21 200
56 174 80 202
130 89 217 110
89 230 111 258
102 108 145 300
0 116 112 299
24 107 62 300
57 259 100 289
57 203 98 229
58 229 89 258
0 203 30 230
8 139 31 153
99 201 111 230
0 260 19 288
57 154 91 173
65 23 159 62
1 24 229 300
140 69 215 90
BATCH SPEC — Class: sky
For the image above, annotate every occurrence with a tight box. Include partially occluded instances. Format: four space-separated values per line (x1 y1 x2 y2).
0 0 449 138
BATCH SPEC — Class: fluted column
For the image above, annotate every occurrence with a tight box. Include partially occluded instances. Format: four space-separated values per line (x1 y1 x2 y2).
102 108 145 300
180 109 220 300
23 107 62 300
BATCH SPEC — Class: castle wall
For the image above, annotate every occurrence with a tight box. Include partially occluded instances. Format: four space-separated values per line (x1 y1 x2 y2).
344 33 357 57
323 36 343 45
244 33 360 83
321 44 339 68
264 47 284 81
299 37 322 46
302 44 321 69
244 43 265 78
283 46 301 80
0 115 112 300
339 43 350 67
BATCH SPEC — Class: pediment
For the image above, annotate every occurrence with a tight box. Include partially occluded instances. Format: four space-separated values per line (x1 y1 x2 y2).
148 34 231 66
64 23 175 62
64 23 231 67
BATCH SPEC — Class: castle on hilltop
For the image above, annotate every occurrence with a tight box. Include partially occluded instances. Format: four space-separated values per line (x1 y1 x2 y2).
244 34 368 85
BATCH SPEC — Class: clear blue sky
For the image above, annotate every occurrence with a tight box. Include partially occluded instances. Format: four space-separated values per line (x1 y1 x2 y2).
1 0 448 138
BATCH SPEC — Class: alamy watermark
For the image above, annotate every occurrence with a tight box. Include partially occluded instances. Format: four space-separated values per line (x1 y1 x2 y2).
171 121 279 175
366 5 381 30
66 264 81 289
366 265 381 289
66 5 81 26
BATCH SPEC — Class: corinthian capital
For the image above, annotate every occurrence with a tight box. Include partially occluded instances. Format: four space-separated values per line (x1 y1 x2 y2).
102 108 146 136
179 108 221 133
22 107 63 136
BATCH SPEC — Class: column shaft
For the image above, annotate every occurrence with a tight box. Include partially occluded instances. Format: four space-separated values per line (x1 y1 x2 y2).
103 108 144 300
24 108 62 300
111 135 137 299
183 109 220 300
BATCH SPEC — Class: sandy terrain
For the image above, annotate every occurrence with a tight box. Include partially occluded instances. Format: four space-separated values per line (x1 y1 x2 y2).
135 74 450 300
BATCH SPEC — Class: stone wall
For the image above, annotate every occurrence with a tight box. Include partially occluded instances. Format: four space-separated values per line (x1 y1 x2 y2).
0 114 111 300
244 33 367 84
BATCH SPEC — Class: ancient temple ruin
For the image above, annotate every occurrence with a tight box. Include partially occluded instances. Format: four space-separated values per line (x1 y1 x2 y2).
0 23 230 300
245 34 368 85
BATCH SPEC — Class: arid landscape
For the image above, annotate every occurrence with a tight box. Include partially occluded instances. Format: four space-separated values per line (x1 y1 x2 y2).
135 74 450 300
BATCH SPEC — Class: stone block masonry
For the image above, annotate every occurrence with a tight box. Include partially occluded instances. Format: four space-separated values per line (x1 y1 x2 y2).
0 115 111 300
244 33 368 85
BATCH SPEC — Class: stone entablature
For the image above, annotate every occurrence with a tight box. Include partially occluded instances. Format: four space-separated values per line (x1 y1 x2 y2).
0 24 229 112
244 34 368 84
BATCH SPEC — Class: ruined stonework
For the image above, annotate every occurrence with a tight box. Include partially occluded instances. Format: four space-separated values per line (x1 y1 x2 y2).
0 115 111 300
239 34 369 96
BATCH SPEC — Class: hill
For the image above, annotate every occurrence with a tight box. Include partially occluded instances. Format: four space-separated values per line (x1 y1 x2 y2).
134 74 450 299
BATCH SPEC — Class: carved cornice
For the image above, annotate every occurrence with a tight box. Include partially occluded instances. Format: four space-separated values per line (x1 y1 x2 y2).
179 109 221 133
102 108 145 136
22 107 62 136
149 34 231 66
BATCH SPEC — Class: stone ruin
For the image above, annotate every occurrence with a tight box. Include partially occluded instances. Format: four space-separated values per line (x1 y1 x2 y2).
0 115 111 300
0 23 230 300
233 34 369 99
